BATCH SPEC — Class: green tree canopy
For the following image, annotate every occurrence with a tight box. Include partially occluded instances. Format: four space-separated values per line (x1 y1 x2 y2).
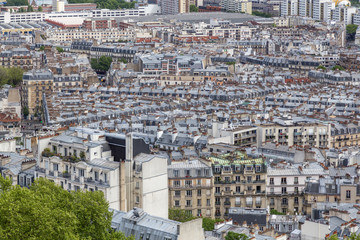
202 217 224 231
27 5 33 12
346 24 358 41
225 232 250 240
91 56 113 72
0 176 133 240
56 47 64 53
5 0 28 6
252 11 272 18
38 6 43 11
0 67 24 87
168 208 197 222
332 65 345 71
190 4 198 12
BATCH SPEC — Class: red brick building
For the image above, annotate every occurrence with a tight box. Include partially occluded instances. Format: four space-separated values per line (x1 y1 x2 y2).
82 18 117 30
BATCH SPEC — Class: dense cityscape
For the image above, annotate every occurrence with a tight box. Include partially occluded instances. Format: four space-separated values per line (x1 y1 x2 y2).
0 0 360 238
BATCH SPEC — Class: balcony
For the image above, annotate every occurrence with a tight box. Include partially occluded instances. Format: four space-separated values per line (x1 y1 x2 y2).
224 201 231 206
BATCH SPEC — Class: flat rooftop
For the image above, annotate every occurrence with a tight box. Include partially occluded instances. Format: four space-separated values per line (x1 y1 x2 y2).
126 12 272 24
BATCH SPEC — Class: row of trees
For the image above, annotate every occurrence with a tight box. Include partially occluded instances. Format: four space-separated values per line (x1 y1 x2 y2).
67 0 136 9
0 67 24 87
252 11 273 18
0 176 133 240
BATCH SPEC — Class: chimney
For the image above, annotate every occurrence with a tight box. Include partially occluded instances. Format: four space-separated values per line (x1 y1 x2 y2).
126 133 133 160
21 159 36 171
0 155 11 167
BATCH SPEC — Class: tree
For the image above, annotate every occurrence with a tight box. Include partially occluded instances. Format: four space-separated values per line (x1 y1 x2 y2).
317 65 326 70
7 67 23 86
252 11 272 18
91 56 113 72
4 0 28 6
0 176 134 240
56 47 64 53
270 209 285 215
22 106 29 119
27 5 33 12
332 65 345 71
190 4 198 12
38 6 43 11
328 234 338 240
346 24 358 41
202 218 223 231
39 46 45 51
225 232 249 240
168 208 197 222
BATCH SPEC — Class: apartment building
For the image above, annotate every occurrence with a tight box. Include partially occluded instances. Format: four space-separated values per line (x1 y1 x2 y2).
303 178 360 216
168 159 214 218
161 0 190 14
220 0 252 14
257 120 330 148
267 163 327 215
82 18 117 30
53 74 83 91
209 151 267 218
46 28 134 43
330 123 360 148
129 153 169 219
0 48 42 70
21 69 53 115
36 132 121 209
209 122 257 147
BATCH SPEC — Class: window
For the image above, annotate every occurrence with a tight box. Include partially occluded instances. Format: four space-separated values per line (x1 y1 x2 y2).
173 180 180 187
207 199 210 206
173 170 179 177
174 200 179 206
104 173 107 183
282 198 288 205
275 224 279 231
270 198 274 205
79 169 84 177
247 186 252 191
256 175 260 181
94 171 99 181
136 196 139 203
282 187 287 194
235 176 240 182
346 190 351 199
288 225 293 232
186 200 191 207
282 208 287 214
197 199 201 206
197 179 201 186
236 186 241 193
294 197 299 204
225 177 230 182
175 190 180 197
185 180 192 187
294 177 299 184
53 163 58 171
186 190 192 196
247 176 252 183
197 209 201 216
215 187 220 193
295 187 299 193
270 178 274 185
255 165 261 172
185 169 190 176
197 189 201 196
281 177 287 184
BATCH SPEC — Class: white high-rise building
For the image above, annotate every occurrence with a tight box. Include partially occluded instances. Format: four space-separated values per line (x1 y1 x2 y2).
333 5 357 24
299 0 313 17
281 0 299 16
312 0 334 22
